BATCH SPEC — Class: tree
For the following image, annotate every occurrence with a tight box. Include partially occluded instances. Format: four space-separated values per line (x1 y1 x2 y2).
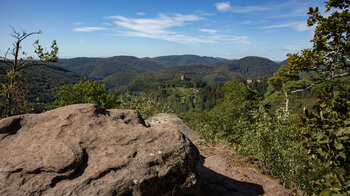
0 27 58 117
193 80 259 142
265 0 349 114
282 0 349 93
272 0 350 194
47 80 118 110
265 66 300 112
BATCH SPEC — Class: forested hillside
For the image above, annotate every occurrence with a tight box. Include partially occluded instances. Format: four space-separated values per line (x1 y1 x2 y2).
1 0 348 195
0 62 82 103
144 54 227 67
58 55 282 87
1 55 280 108
58 56 165 79
212 56 281 78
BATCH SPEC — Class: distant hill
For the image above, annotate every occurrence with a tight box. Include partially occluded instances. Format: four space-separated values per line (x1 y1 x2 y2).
1 55 283 103
58 56 165 79
278 59 288 66
104 56 281 88
103 64 215 87
53 55 282 88
0 63 82 103
210 56 281 79
145 54 227 67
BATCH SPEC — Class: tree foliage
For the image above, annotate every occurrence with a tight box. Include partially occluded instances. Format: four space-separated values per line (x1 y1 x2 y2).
0 27 58 118
117 92 174 119
181 80 321 193
300 87 350 194
47 80 118 110
265 66 301 112
182 80 259 143
282 0 349 92
267 0 350 194
114 79 223 116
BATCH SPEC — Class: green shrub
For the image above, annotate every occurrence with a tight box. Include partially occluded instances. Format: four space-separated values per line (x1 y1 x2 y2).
181 81 324 194
300 87 350 195
238 106 323 193
47 80 118 110
117 92 174 119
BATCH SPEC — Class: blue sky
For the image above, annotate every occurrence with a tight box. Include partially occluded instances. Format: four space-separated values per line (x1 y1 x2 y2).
0 0 325 60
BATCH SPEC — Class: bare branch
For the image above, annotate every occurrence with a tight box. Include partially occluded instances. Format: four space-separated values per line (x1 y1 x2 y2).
291 83 318 93
4 48 10 59
9 26 20 38
0 48 13 66
291 72 350 93
10 26 41 42
19 31 41 42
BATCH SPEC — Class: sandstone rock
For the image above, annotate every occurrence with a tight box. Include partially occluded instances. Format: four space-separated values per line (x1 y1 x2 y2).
0 104 200 196
147 113 290 196
146 113 203 143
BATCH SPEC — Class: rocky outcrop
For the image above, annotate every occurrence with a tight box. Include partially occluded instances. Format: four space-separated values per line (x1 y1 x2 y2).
0 104 200 195
147 113 290 196
146 113 202 143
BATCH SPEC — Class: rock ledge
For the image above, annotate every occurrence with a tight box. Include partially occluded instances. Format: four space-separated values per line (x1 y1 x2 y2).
0 104 200 196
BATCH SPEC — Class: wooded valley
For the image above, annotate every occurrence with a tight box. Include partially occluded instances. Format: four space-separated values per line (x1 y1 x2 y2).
1 0 349 195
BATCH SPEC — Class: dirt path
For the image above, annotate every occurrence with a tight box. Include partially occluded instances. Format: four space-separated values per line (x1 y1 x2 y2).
147 113 291 196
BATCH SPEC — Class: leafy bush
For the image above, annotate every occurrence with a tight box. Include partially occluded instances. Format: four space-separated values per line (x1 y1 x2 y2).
300 87 350 195
239 106 323 193
182 80 259 143
47 80 118 110
181 80 324 194
117 92 174 119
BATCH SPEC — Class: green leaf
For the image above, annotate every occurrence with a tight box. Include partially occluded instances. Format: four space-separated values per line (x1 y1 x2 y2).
334 142 344 150
320 189 332 196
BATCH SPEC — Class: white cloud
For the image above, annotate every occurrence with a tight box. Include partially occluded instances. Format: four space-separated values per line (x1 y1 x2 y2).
101 22 112 26
108 13 203 35
73 27 106 32
105 13 250 45
107 13 205 43
215 2 231 12
136 12 146 16
261 21 310 32
215 1 269 13
116 30 216 44
199 28 218 34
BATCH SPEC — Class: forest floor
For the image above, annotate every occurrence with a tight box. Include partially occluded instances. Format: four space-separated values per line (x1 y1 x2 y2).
147 113 291 196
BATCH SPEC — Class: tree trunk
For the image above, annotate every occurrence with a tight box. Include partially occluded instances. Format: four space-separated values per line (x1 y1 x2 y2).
282 82 289 112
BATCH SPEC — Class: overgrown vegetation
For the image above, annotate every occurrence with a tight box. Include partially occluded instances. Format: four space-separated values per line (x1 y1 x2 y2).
0 28 58 118
1 0 348 195
47 79 118 110
300 87 350 194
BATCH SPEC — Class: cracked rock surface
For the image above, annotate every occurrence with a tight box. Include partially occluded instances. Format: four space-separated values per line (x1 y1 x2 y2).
0 104 200 196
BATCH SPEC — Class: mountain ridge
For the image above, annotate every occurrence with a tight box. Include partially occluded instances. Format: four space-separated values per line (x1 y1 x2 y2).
0 55 286 98
144 54 228 67
54 55 286 87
